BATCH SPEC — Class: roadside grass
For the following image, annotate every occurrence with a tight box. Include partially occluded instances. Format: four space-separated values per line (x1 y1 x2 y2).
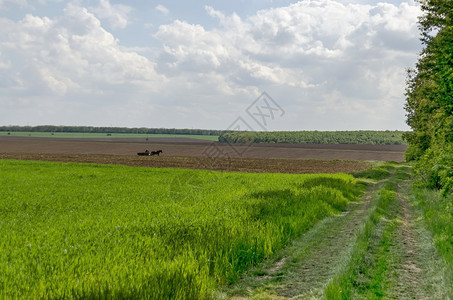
413 187 453 297
0 131 219 141
0 159 360 299
350 162 397 181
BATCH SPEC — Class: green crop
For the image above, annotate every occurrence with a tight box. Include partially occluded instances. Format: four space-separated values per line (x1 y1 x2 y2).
0 159 360 299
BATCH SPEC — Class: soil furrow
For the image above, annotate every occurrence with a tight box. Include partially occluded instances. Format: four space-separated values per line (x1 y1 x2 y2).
0 153 370 174
0 136 407 161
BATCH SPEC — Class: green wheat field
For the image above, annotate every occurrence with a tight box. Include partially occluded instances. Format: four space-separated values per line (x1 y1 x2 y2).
0 159 361 298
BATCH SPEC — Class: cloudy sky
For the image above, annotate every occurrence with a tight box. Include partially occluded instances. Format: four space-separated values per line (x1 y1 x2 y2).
0 0 422 131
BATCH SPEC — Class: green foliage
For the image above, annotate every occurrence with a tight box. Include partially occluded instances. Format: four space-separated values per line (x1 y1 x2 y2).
0 131 219 141
219 130 407 145
0 160 360 299
418 0 453 43
403 131 431 161
0 125 222 136
404 0 453 192
413 145 453 195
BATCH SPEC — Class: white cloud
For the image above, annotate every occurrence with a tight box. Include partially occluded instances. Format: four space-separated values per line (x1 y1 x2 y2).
155 4 169 16
0 2 162 98
0 0 422 129
0 2 166 127
89 0 132 29
151 0 421 129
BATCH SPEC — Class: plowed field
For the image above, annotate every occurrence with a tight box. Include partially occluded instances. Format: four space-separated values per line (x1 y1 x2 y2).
0 136 406 173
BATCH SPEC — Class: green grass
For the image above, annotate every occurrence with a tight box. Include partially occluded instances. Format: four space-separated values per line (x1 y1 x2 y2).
413 188 453 297
0 159 360 299
351 162 397 181
0 131 219 141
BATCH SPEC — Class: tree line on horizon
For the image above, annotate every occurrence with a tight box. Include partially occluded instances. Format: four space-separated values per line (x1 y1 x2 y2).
0 125 222 136
1 126 408 145
219 130 407 145
404 0 452 195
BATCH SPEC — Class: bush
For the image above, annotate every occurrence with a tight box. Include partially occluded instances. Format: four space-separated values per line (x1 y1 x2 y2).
414 144 453 196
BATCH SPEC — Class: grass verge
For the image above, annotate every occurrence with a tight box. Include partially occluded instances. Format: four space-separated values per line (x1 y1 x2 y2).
412 187 453 297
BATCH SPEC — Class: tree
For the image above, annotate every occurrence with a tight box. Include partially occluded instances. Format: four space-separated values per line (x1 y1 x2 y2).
404 0 453 193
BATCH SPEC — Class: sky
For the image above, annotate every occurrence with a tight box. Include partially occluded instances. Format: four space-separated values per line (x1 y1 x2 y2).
0 0 422 131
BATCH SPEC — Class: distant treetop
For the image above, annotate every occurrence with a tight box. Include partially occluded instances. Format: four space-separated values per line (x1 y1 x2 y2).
218 130 407 145
0 125 221 136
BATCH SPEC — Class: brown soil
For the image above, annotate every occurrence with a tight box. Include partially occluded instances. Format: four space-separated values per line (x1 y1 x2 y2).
0 136 406 173
0 153 371 174
0 136 406 162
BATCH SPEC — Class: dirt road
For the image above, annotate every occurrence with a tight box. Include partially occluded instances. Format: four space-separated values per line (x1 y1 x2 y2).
225 166 449 299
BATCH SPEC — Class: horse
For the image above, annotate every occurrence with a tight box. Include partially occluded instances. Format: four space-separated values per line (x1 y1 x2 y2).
150 150 163 156
137 149 150 156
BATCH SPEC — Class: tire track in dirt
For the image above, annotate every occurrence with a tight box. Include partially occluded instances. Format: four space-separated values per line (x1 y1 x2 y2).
391 180 424 298
226 181 379 299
